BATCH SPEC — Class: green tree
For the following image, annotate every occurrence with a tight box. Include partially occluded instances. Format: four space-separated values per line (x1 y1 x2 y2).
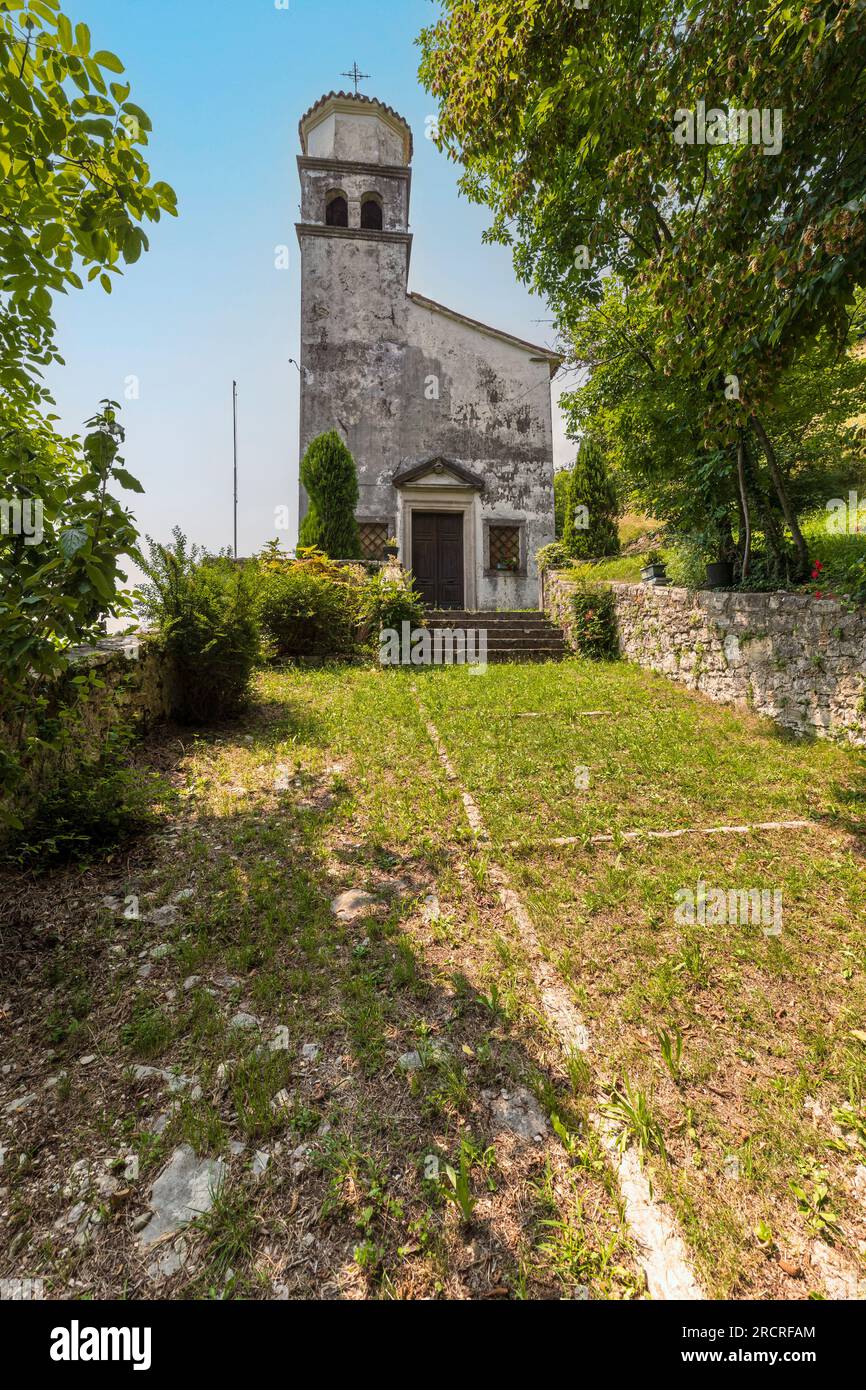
298 431 362 559
0 402 144 822
563 437 620 559
0 399 142 680
0 3 176 824
419 1 866 577
562 277 866 579
553 467 571 540
0 1 177 407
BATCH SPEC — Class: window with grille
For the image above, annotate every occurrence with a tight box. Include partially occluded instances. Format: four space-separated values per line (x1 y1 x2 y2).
489 525 521 571
358 522 390 561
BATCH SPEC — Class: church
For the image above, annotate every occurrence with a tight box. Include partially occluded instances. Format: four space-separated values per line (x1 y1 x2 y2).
295 91 559 610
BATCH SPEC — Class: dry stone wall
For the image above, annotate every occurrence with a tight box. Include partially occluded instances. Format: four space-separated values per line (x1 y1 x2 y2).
2 635 172 831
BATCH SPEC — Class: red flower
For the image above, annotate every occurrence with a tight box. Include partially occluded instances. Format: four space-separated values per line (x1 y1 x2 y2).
811 561 824 580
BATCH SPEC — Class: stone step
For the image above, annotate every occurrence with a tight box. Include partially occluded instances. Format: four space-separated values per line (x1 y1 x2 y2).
426 614 554 625
484 650 566 663
426 619 559 631
428 628 562 640
430 636 567 644
421 608 568 662
486 643 565 649
485 645 567 655
484 635 567 646
428 614 547 625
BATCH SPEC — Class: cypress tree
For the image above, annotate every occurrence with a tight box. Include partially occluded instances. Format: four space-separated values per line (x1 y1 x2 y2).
563 437 620 558
298 430 362 559
553 468 571 540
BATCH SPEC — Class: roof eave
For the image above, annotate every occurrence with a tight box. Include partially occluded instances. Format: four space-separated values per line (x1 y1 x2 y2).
408 291 561 372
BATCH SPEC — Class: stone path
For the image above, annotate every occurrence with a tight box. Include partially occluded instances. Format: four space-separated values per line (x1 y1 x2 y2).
414 687 705 1302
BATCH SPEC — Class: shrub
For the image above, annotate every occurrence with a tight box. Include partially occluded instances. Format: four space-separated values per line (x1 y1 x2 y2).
254 546 429 661
140 529 259 722
570 583 619 660
357 570 426 648
842 553 866 606
536 541 573 572
5 750 160 867
297 431 362 559
257 566 359 658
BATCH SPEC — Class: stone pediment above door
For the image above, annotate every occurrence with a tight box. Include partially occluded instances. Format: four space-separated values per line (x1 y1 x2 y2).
392 456 485 491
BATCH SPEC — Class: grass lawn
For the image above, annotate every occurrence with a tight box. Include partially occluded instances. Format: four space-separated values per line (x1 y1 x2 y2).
0 659 863 1300
508 832 866 1297
416 663 864 843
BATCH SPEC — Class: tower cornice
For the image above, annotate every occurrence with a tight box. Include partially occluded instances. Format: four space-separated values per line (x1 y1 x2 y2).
295 222 413 271
297 154 412 186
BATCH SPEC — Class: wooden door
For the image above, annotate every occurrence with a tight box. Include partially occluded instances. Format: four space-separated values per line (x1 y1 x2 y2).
411 512 464 609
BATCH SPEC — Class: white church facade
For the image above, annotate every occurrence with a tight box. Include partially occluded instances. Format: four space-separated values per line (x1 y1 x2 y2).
296 92 559 610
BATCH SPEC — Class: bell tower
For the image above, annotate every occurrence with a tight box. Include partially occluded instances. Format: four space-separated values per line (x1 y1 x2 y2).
295 92 414 528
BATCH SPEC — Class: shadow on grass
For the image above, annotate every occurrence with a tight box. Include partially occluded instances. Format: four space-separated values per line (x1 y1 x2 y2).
0 697 584 1301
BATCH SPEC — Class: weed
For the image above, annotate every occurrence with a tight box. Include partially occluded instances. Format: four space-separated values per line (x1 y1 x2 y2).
441 1148 476 1226
195 1184 256 1289
601 1079 668 1167
121 996 174 1059
790 1169 842 1240
656 1025 684 1083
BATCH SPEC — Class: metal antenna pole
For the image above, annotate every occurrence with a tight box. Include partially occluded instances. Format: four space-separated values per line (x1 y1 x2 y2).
232 380 238 559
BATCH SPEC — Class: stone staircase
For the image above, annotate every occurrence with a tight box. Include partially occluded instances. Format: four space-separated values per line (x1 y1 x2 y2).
425 609 568 663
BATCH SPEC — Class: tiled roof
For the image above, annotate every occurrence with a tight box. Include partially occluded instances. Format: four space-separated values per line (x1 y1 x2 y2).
298 92 414 161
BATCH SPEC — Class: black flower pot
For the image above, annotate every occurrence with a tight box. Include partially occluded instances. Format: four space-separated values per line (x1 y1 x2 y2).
705 561 733 589
641 562 667 583
383 545 399 560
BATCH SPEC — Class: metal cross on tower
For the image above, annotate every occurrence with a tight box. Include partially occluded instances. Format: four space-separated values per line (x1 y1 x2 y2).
341 61 370 95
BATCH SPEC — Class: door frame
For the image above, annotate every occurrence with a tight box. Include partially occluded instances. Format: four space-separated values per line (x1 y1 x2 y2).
397 487 477 611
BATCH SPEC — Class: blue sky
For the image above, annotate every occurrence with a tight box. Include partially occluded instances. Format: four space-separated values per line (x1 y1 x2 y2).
45 0 570 560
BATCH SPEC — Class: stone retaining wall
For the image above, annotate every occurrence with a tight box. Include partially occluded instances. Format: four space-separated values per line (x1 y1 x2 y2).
65 633 174 727
2 634 172 830
543 571 866 747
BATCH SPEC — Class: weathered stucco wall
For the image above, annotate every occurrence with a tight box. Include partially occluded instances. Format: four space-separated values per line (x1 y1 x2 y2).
544 571 866 747
296 95 555 608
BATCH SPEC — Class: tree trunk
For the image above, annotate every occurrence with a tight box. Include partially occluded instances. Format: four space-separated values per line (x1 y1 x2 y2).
750 414 809 578
736 435 751 581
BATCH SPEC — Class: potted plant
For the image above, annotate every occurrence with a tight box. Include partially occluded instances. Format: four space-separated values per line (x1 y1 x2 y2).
705 559 733 588
640 549 668 583
383 536 399 560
